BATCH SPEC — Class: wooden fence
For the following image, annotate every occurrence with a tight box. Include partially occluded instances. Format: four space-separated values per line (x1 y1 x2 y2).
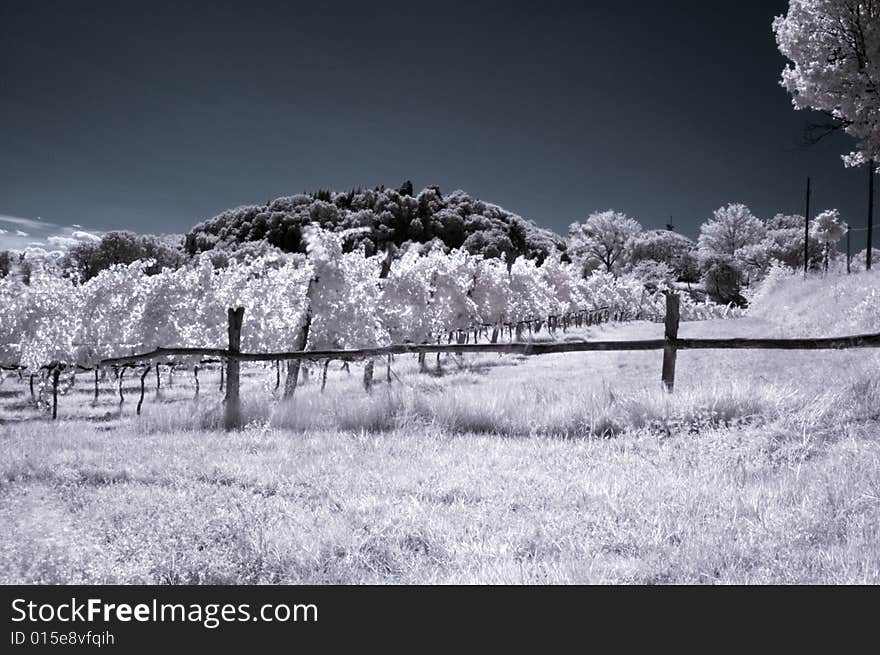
11 295 880 428
5 306 614 422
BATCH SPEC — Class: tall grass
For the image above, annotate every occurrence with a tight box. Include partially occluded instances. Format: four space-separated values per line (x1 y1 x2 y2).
3 274 880 584
133 365 880 442
748 267 880 336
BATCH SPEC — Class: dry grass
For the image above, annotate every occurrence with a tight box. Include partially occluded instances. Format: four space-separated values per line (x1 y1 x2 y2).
1 301 880 584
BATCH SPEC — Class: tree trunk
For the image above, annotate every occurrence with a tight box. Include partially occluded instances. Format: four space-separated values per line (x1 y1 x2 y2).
137 365 151 415
283 312 312 399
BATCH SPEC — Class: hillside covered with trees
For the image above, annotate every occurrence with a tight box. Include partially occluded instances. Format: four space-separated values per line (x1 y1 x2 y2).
184 182 566 263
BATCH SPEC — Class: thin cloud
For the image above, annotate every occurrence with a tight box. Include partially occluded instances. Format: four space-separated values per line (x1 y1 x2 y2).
0 213 104 253
0 213 58 231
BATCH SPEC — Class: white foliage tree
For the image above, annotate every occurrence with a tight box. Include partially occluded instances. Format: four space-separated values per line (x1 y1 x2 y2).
774 0 880 166
567 210 642 274
698 203 767 258
811 208 848 269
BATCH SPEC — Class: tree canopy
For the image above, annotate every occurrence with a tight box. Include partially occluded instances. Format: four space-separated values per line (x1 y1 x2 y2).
61 231 187 282
185 184 566 264
774 0 880 166
567 210 642 274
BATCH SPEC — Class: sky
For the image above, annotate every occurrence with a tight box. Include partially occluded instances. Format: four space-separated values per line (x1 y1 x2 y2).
0 0 874 252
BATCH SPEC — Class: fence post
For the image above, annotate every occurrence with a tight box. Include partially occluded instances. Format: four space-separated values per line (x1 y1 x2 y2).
224 307 244 430
51 366 60 420
661 293 680 392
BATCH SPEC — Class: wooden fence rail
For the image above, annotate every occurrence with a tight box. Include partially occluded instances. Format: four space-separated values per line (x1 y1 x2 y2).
10 295 880 426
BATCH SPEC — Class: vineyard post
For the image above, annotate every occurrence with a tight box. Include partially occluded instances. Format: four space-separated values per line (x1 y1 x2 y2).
868 159 875 271
661 293 680 392
93 368 99 402
224 307 244 430
137 365 151 415
363 359 374 392
321 359 330 392
51 366 60 420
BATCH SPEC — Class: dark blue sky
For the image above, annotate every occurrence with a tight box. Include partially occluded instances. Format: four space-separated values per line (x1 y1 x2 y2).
0 0 872 248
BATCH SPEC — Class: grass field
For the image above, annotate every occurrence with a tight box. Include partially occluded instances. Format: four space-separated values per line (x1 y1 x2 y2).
2 275 880 584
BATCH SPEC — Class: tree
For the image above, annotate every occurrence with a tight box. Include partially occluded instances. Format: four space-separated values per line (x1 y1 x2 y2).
62 231 187 281
774 0 880 167
851 247 880 271
0 251 11 278
567 210 642 274
701 255 744 305
185 185 565 265
698 203 766 258
811 208 848 270
675 250 701 287
626 229 697 280
627 260 674 292
775 1 880 270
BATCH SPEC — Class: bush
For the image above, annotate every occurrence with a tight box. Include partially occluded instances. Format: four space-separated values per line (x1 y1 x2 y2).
702 256 744 305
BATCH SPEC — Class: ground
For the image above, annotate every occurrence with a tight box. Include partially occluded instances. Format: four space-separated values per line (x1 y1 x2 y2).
1 310 879 584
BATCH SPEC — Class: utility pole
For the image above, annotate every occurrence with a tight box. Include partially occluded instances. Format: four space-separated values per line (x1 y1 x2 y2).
868 159 875 271
804 176 811 277
847 225 851 274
